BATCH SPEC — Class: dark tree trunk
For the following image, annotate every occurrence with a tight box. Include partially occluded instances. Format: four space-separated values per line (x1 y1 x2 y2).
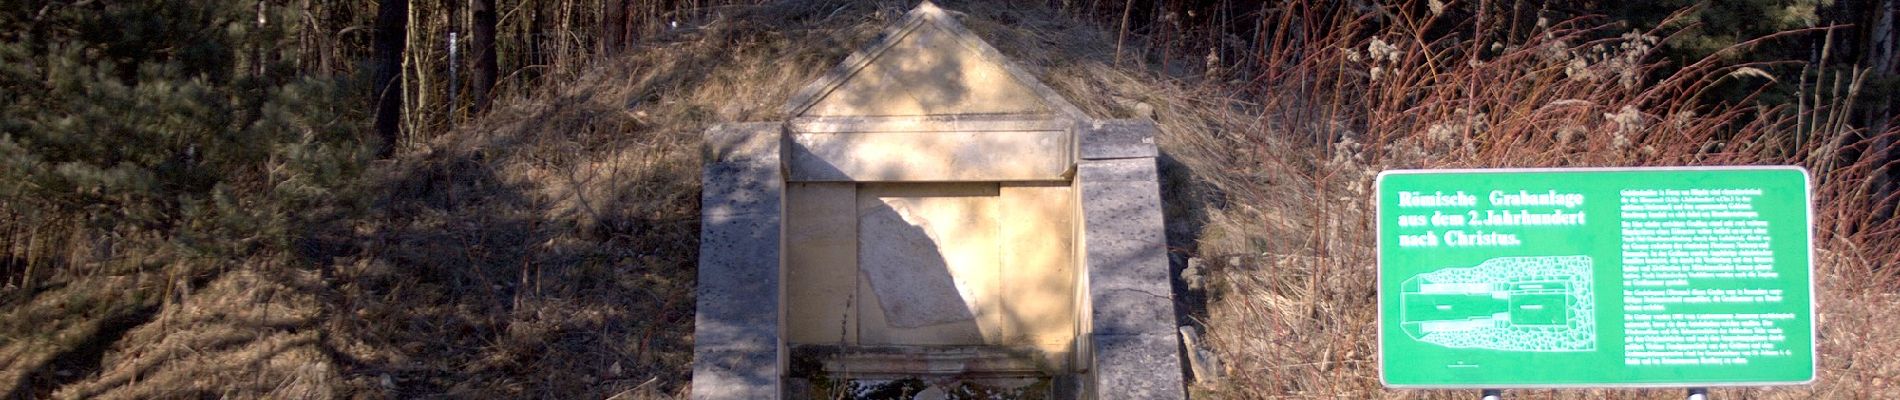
604 0 629 54
472 0 498 112
1869 0 1898 222
372 0 408 158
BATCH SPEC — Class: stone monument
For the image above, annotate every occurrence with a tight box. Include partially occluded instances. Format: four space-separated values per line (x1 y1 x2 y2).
692 2 1184 398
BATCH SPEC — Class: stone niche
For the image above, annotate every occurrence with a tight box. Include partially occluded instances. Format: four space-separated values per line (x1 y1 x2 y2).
692 2 1184 399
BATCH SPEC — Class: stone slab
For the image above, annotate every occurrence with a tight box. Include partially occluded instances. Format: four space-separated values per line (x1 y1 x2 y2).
701 162 782 218
855 269 988 345
703 122 783 163
691 348 779 400
1088 288 1175 336
1080 119 1160 160
695 199 781 351
1078 159 1171 293
694 124 784 399
788 130 1071 182
1077 155 1184 397
1078 157 1164 183
1089 332 1186 400
855 183 1002 345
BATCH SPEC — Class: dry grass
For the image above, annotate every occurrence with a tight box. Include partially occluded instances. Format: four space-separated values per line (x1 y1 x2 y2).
1174 2 1900 399
3 0 1897 398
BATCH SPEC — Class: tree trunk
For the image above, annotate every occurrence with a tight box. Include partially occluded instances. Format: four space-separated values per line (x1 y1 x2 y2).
603 0 629 54
373 0 409 158
1869 0 1897 222
472 0 498 112
447 0 459 113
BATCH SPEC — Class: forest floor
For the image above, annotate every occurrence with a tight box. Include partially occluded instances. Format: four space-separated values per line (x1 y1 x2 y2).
2 0 1898 398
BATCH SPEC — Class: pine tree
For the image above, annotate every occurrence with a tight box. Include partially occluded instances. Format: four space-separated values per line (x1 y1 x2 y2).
0 0 365 264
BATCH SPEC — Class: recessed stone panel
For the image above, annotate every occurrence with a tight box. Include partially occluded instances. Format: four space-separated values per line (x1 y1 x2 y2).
999 184 1078 362
855 183 1002 345
785 182 859 344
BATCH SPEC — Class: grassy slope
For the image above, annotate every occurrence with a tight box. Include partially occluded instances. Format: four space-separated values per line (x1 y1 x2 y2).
2 0 1897 398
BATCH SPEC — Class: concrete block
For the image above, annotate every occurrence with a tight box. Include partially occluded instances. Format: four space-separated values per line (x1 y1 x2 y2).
1088 288 1175 335
703 122 782 163
1081 119 1159 160
1076 154 1183 389
1090 332 1186 400
695 150 783 398
695 210 780 341
1079 163 1170 293
701 162 782 218
693 317 778 352
1078 157 1162 183
787 130 1071 182
690 348 780 400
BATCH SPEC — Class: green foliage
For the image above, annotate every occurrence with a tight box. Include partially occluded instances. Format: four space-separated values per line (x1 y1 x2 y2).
0 0 367 261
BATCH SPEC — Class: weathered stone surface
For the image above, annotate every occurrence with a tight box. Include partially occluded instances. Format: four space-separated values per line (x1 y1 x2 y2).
694 316 777 353
1079 159 1171 293
695 203 781 347
1078 155 1185 397
1090 333 1186 399
1179 325 1224 385
1078 157 1164 183
787 130 1071 182
694 125 784 399
858 197 977 328
856 184 1001 343
700 162 781 218
1088 288 1174 335
1081 119 1159 160
691 348 779 400
703 122 782 163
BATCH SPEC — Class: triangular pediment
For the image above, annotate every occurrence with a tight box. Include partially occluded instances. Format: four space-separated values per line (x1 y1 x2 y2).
783 1 1085 119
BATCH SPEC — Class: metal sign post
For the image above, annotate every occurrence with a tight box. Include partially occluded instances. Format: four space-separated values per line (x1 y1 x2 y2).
1376 167 1815 388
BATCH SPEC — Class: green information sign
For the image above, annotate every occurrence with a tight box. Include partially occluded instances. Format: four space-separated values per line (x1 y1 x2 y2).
1376 167 1814 388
